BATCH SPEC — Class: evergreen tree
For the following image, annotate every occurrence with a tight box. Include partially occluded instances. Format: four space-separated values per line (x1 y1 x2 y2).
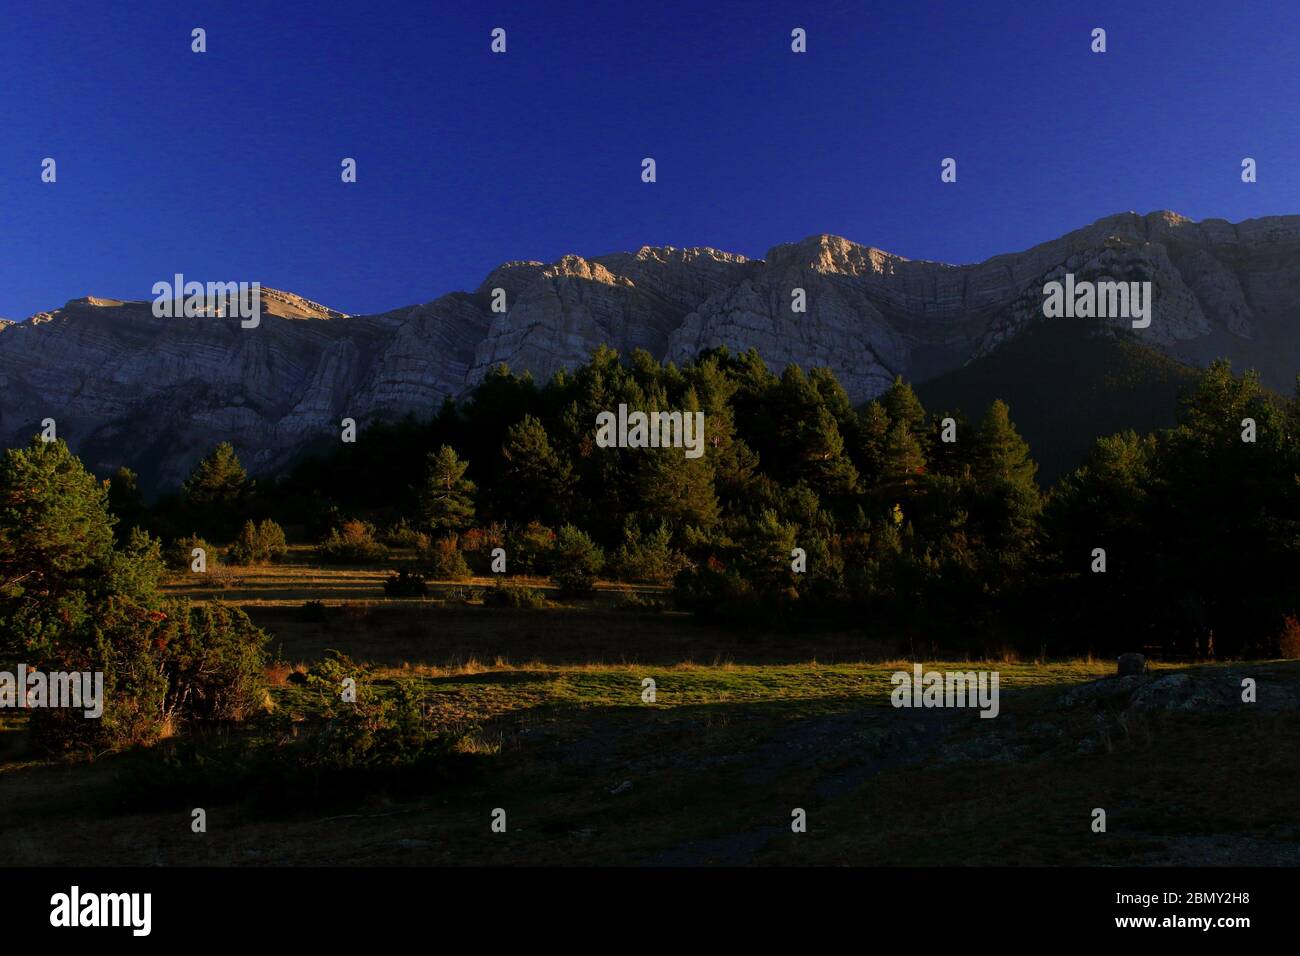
771 366 859 498
881 376 927 436
419 445 476 533
878 420 927 504
974 400 1038 490
182 442 252 537
635 390 721 532
551 524 605 597
857 400 892 488
499 414 572 523
0 438 117 616
967 400 1041 582
106 466 146 539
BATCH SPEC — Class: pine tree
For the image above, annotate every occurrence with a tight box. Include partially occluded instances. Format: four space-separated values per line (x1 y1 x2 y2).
500 414 572 523
182 442 252 537
183 442 251 509
0 438 117 611
635 389 721 531
969 400 1041 557
879 420 927 501
881 376 927 435
772 366 859 498
107 466 146 539
419 445 476 533
857 400 891 488
974 400 1038 490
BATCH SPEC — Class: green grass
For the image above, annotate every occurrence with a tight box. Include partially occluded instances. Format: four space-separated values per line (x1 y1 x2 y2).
4 644 1296 866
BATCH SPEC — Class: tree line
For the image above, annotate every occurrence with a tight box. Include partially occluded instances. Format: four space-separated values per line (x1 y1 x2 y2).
37 345 1300 659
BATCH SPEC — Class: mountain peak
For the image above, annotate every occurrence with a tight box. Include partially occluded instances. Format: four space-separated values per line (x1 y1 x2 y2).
5 210 1299 496
764 234 910 276
65 295 127 309
23 287 348 324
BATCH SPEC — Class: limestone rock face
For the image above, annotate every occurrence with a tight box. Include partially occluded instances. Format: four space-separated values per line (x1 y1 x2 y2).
468 246 753 385
2 210 1297 492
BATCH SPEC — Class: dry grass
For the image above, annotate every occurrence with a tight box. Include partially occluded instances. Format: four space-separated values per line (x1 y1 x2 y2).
162 545 665 609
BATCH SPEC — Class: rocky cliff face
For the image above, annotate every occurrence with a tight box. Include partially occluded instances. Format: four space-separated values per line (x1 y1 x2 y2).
1 210 1296 492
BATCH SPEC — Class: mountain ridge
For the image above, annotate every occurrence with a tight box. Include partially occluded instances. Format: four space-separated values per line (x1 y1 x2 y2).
2 209 1297 492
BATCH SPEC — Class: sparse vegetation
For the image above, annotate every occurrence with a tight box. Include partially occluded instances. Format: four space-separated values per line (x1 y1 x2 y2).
483 583 547 608
317 519 388 564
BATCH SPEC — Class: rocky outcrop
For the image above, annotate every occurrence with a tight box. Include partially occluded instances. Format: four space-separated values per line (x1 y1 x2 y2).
1 210 1297 492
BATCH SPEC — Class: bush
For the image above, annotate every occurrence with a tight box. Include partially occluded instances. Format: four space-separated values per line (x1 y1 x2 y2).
383 569 428 598
423 535 471 581
551 524 604 598
612 521 688 584
113 651 480 817
225 518 288 566
293 651 449 768
317 519 388 564
106 528 166 604
505 521 555 575
381 519 425 548
1 440 269 754
483 583 547 609
614 591 666 613
460 524 506 574
166 533 215 572
673 556 764 621
166 601 272 722
29 598 270 752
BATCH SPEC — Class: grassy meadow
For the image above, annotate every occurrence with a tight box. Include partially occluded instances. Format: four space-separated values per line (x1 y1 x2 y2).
3 546 1297 867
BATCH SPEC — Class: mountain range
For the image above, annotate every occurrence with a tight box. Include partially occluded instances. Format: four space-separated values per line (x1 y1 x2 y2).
2 210 1297 493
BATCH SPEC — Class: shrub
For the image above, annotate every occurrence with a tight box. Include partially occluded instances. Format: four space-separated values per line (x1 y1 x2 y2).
105 528 167 604
317 519 388 564
226 518 288 566
256 518 287 561
166 601 272 722
381 519 425 548
423 535 471 581
551 524 604 598
460 524 506 573
614 591 666 613
29 598 270 752
673 556 763 621
166 533 215 572
612 521 688 584
291 650 451 767
505 521 555 575
1 440 269 754
384 569 428 597
114 651 479 817
483 583 547 609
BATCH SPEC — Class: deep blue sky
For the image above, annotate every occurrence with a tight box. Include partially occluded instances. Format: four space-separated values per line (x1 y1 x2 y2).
2 0 1297 320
